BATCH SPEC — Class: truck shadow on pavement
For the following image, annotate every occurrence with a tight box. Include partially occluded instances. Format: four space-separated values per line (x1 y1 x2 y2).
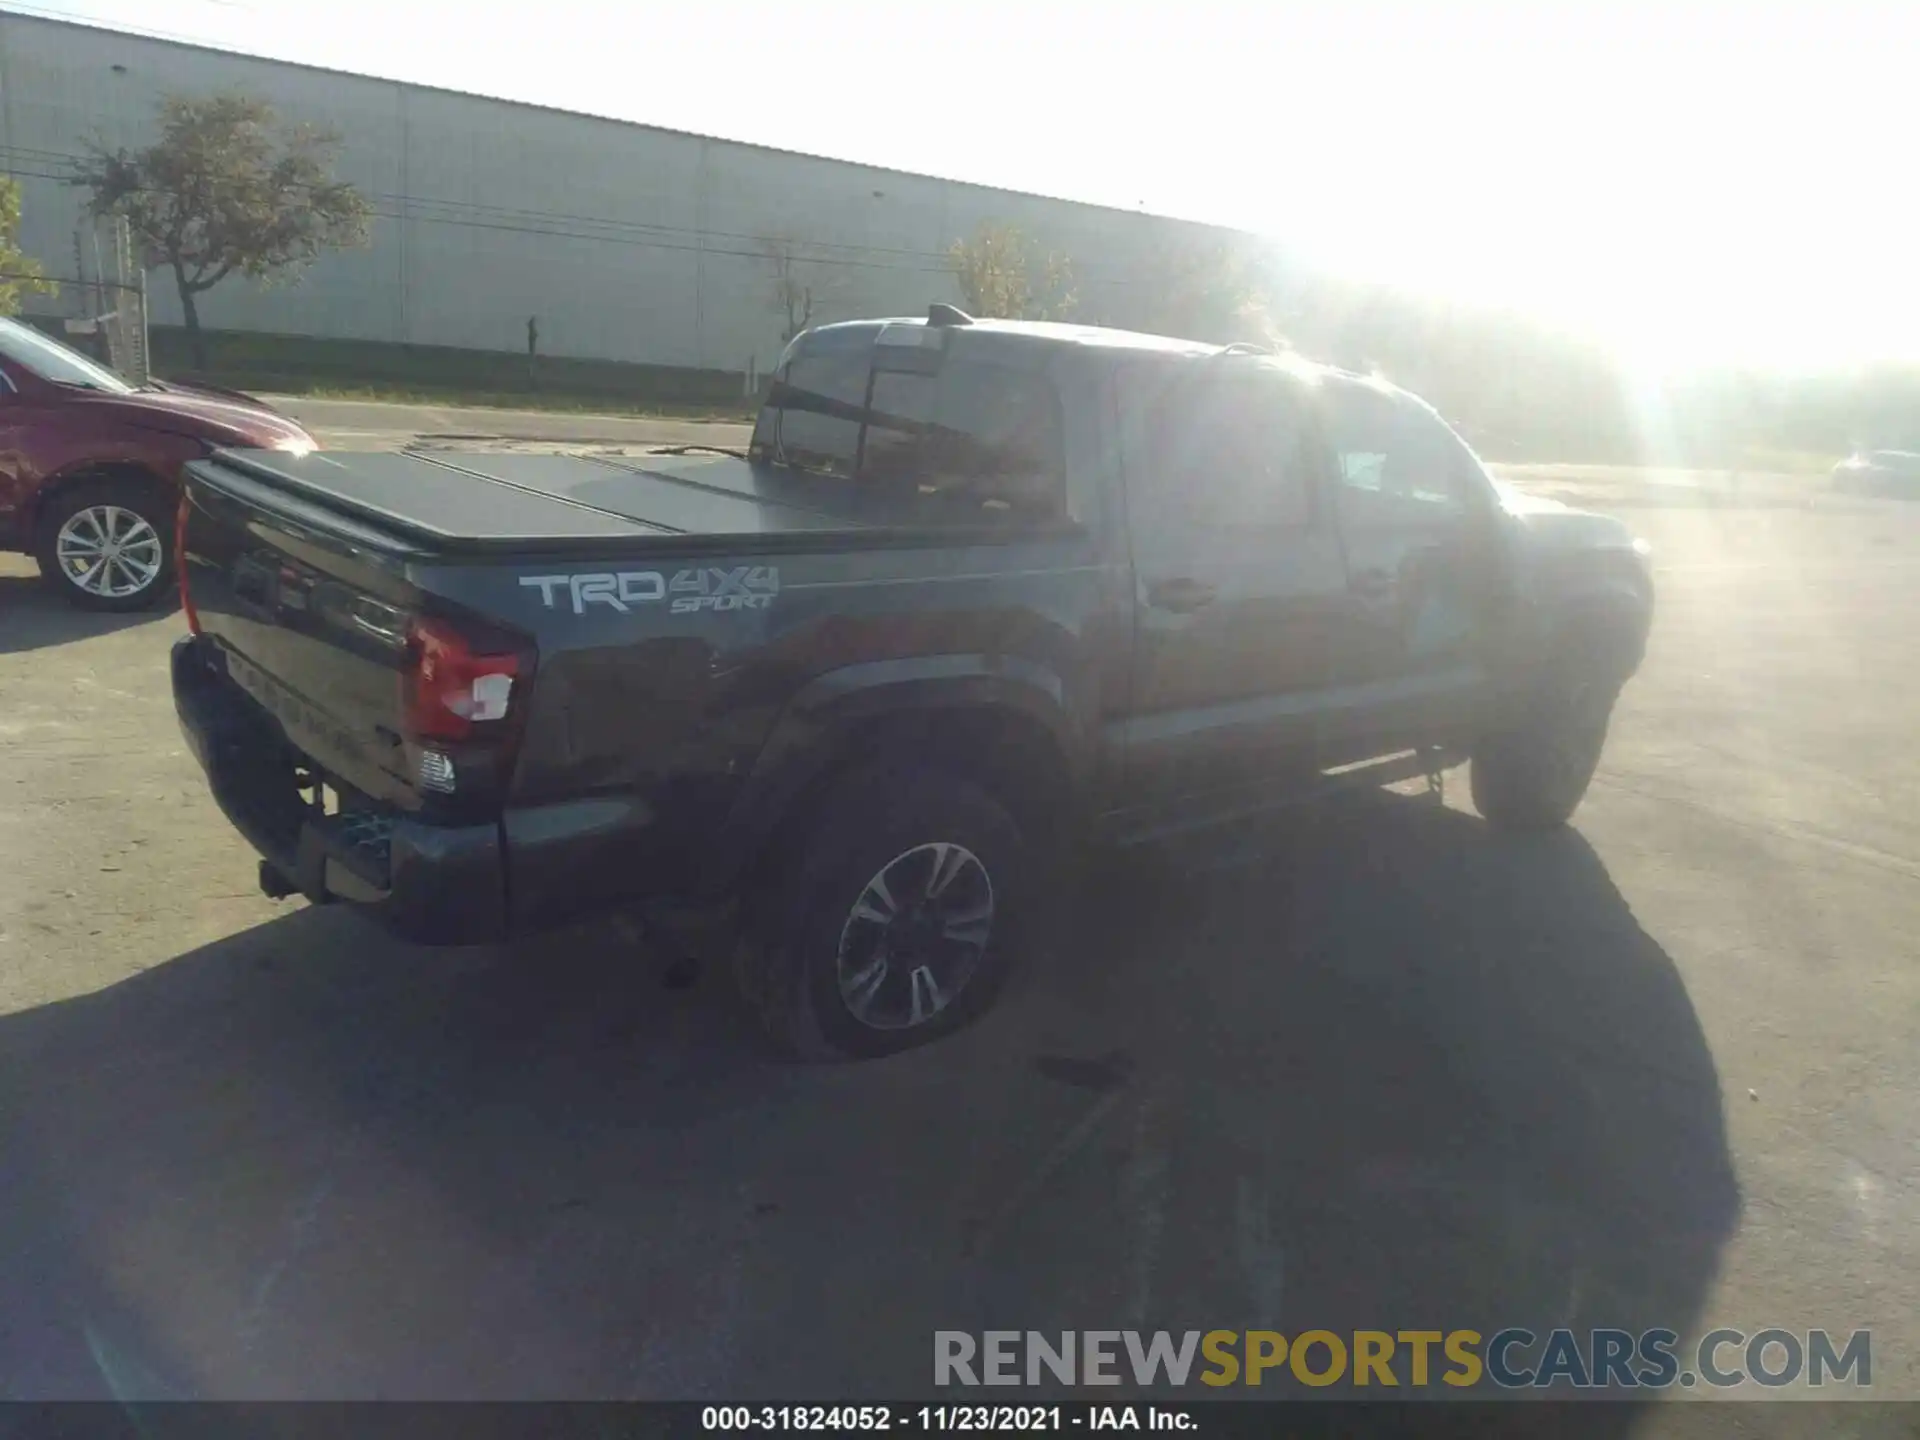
0 572 176 654
0 791 1740 1413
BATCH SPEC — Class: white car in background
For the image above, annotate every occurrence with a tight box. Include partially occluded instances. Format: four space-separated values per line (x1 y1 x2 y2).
1833 449 1920 497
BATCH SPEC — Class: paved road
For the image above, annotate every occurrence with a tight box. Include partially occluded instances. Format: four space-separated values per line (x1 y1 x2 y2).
0 488 1914 1429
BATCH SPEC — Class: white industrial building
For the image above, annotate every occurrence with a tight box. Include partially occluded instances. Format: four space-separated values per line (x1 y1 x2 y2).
0 11 1251 379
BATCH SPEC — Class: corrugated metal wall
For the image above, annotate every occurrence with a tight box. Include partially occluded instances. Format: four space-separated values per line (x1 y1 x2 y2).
0 12 1244 375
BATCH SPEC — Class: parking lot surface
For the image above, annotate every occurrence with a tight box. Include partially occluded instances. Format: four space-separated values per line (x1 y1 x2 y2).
2 480 1917 1432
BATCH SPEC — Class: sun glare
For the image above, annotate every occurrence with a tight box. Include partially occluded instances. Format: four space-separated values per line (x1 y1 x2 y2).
30 0 1919 374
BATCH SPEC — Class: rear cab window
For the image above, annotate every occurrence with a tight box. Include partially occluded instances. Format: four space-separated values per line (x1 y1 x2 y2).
751 324 872 480
750 324 1069 525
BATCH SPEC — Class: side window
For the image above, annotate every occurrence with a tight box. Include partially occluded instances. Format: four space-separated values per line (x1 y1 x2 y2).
1323 382 1475 526
752 331 872 478
1140 369 1315 534
863 354 1066 519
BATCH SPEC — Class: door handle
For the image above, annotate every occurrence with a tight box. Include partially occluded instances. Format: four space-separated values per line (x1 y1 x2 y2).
1146 577 1217 614
1350 567 1394 601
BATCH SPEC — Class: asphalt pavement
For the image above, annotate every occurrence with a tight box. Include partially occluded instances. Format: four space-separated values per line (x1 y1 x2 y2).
0 466 1915 1431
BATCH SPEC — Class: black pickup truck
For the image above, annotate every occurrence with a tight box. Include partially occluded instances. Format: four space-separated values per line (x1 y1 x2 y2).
172 309 1653 1057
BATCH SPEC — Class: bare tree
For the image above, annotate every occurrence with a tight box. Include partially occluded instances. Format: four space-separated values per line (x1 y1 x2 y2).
73 93 372 369
762 235 819 344
948 221 1076 320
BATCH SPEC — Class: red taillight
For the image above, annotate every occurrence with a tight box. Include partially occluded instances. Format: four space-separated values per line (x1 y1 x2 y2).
402 616 522 741
175 490 201 636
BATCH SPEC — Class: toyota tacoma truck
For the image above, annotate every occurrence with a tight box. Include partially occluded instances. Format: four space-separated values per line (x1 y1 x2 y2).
171 308 1653 1058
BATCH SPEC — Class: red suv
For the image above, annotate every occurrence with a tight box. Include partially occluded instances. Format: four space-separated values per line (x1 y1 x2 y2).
0 316 316 610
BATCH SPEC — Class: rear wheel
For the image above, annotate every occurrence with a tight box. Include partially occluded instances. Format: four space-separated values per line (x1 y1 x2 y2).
36 479 174 612
743 763 1031 1060
1471 662 1618 830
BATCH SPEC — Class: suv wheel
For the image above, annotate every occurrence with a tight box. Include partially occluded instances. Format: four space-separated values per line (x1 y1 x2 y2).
37 480 174 612
745 764 1031 1060
1470 662 1618 830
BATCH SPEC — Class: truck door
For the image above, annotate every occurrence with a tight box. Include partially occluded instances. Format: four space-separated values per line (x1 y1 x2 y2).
1316 378 1509 764
1115 360 1349 817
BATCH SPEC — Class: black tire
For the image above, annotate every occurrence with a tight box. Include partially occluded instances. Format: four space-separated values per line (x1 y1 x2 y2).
742 762 1032 1060
35 477 175 612
1470 662 1619 831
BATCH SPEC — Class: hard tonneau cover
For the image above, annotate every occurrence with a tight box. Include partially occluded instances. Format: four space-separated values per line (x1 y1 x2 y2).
191 448 911 554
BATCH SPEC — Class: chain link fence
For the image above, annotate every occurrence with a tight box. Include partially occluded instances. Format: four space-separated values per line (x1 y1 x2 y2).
6 272 149 385
2 215 149 384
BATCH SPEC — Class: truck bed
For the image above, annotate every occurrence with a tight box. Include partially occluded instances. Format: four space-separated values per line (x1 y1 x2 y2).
197 448 1025 554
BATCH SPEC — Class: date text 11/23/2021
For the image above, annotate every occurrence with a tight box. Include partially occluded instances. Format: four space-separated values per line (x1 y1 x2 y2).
701 1407 1188 1431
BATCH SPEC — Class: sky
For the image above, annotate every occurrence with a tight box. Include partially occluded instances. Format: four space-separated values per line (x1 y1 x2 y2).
7 0 1914 373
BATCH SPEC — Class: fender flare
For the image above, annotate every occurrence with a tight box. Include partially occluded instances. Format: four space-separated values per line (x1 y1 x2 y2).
1531 567 1654 686
716 654 1089 881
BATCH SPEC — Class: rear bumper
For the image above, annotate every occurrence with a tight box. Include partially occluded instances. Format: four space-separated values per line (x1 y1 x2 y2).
172 635 509 944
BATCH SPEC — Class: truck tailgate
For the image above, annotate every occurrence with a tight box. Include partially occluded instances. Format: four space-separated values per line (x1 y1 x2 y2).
180 452 550 815
180 461 414 810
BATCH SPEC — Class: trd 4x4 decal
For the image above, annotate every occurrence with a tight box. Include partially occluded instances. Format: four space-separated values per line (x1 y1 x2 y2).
520 566 780 616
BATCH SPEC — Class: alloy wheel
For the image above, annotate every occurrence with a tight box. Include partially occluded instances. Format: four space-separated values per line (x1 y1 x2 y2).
55 504 164 600
835 841 996 1031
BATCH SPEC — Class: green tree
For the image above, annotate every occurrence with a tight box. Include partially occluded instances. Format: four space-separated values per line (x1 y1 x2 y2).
1138 239 1278 346
949 221 1076 320
0 176 57 317
73 93 373 368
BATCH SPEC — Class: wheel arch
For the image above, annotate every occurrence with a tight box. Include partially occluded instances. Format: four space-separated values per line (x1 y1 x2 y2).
1548 566 1653 683
27 460 177 542
1506 547 1652 692
720 656 1090 897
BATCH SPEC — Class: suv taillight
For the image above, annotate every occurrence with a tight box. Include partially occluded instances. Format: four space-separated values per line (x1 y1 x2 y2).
176 489 201 636
402 616 527 741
